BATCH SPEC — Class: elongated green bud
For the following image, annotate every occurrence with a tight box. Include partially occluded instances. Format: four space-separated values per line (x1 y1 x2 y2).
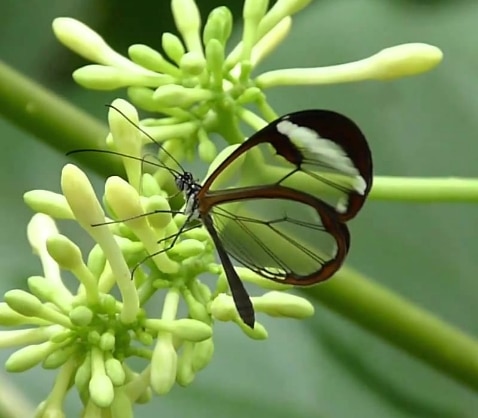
46 234 82 271
253 291 314 318
168 239 205 258
6 341 57 372
198 130 217 163
176 341 195 386
0 303 46 326
69 306 94 327
43 345 76 369
172 0 203 54
89 374 114 408
162 33 185 64
100 332 116 352
192 338 214 371
74 353 92 391
128 44 181 76
23 190 74 219
0 327 55 348
180 51 206 76
28 276 72 313
151 335 177 394
108 98 143 191
153 84 214 107
105 176 178 275
143 195 173 230
203 7 233 45
87 244 106 279
110 387 133 418
105 358 126 386
90 347 114 407
5 289 43 317
73 65 171 90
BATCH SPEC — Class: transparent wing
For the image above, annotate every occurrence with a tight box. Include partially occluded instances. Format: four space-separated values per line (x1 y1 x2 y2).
207 194 350 285
203 110 372 221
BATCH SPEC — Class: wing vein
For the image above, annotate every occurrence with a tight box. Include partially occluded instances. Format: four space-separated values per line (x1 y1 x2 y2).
212 206 291 274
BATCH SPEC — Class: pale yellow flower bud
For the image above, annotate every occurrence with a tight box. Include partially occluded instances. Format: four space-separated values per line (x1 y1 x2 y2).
162 33 186 64
176 341 195 386
89 374 114 408
52 18 152 74
110 387 133 418
43 345 76 369
89 347 114 408
172 0 203 55
61 164 139 323
168 239 205 258
153 84 214 107
24 190 74 219
192 338 214 372
105 358 126 386
108 98 143 190
69 306 94 326
180 51 207 76
256 43 443 88
142 195 173 230
253 291 314 318
73 65 171 90
104 176 179 274
128 44 181 76
6 341 58 372
150 336 177 394
27 276 73 313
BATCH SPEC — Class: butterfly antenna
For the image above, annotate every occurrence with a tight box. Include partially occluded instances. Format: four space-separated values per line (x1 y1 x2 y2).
106 104 186 175
66 148 183 178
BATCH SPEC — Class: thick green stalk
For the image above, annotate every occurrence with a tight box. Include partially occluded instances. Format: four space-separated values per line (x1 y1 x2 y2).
371 177 478 202
0 60 124 177
307 266 478 392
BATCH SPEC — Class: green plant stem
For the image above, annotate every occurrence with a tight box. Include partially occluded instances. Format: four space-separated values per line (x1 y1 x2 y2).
0 60 124 177
306 265 478 392
371 176 478 202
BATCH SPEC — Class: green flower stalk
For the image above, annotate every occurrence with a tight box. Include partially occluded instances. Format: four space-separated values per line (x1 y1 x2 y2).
1 0 457 416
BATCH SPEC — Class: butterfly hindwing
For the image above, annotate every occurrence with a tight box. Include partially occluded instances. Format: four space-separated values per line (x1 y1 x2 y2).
199 185 350 285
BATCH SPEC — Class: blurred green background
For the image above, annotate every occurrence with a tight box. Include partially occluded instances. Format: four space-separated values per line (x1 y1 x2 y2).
1 0 478 417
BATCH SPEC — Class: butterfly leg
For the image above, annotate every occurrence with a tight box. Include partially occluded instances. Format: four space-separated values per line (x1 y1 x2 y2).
91 209 184 227
131 215 201 276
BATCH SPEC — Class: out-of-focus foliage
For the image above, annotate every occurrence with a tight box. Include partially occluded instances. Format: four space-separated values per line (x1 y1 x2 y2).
0 0 477 417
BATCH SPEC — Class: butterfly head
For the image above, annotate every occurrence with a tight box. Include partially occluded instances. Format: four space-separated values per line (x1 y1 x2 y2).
175 172 195 192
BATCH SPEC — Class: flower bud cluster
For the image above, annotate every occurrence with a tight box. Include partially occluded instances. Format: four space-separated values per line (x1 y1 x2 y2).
9 99 312 416
53 0 442 153
5 0 444 415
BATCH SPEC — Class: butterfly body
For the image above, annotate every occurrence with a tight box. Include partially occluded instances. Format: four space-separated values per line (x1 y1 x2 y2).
176 172 201 219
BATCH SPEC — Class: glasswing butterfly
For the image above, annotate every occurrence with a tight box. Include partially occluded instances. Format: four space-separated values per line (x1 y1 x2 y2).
70 108 373 328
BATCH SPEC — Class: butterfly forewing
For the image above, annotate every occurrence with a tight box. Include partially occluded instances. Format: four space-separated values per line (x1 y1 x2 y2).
202 110 372 221
199 187 350 285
